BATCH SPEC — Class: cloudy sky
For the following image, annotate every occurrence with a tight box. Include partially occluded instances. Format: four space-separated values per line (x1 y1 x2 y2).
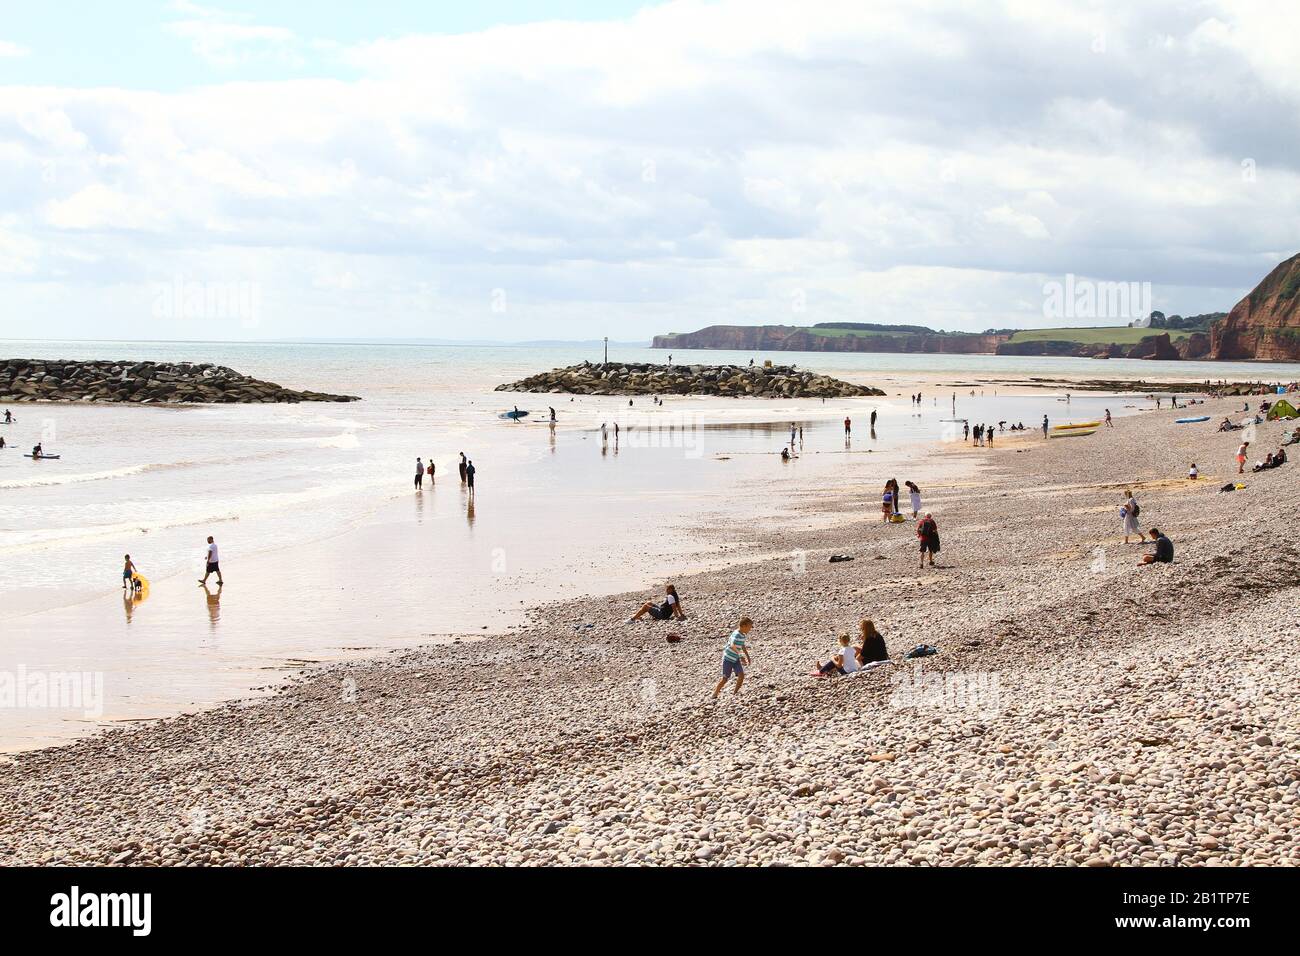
1 0 1298 342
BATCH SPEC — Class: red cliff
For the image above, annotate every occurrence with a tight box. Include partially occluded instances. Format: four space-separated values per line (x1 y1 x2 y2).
1210 254 1300 361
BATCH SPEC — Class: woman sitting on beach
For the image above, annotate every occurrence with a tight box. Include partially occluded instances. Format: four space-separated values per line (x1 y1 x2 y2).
626 583 685 623
856 619 890 666
1121 489 1144 544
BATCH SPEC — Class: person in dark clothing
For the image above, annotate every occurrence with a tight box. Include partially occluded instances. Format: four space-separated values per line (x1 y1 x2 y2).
458 452 467 482
466 459 476 494
856 619 889 665
627 583 686 623
917 513 940 568
1140 528 1173 565
870 409 877 429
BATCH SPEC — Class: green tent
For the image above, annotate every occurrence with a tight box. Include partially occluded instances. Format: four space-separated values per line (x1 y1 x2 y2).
1267 398 1298 419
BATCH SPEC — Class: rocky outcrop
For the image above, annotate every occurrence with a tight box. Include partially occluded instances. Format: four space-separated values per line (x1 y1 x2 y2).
652 325 1007 354
496 362 883 398
0 359 359 404
1176 332 1212 360
1210 253 1300 361
996 333 1187 360
1127 332 1181 360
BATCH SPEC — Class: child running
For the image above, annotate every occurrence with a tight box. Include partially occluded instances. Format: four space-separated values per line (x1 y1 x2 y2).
713 617 753 698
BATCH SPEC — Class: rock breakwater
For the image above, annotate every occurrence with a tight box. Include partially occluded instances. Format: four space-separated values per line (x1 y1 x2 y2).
496 362 883 398
0 359 359 404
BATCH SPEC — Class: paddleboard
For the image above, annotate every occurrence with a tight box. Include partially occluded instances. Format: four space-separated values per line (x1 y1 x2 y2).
1048 428 1096 438
23 454 60 459
1175 416 1210 423
498 410 530 420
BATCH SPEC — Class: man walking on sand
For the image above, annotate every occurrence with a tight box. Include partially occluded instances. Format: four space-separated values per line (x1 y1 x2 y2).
198 535 223 587
917 513 940 568
713 618 753 698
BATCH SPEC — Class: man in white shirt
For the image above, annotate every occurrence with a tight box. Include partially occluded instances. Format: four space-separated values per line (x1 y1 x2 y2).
199 535 223 587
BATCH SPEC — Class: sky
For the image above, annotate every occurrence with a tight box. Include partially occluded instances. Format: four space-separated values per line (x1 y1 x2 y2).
1 0 1299 342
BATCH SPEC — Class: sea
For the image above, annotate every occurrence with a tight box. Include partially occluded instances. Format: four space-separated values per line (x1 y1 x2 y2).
1 339 1295 750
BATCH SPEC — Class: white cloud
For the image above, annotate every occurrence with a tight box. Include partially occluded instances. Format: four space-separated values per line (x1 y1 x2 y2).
2 0 1299 340
164 2 301 68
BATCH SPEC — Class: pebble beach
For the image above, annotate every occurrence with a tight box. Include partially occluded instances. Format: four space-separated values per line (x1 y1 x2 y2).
1 393 1296 867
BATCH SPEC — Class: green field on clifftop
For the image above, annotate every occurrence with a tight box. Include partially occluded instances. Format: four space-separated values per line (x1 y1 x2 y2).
1006 326 1193 345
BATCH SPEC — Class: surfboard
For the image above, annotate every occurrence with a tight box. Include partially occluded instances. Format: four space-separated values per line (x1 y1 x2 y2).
23 454 60 459
1175 416 1210 423
498 410 530 420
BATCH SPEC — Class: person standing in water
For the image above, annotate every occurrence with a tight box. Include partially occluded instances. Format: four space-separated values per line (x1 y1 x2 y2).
844 416 851 436
458 452 467 482
466 459 476 495
870 409 877 430
198 536 223 587
414 457 424 490
122 554 139 590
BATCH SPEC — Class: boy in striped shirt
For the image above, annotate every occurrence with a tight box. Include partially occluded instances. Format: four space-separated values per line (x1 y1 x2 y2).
713 617 753 699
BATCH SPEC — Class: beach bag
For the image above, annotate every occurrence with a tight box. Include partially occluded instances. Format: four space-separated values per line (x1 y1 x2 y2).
1219 482 1236 493
905 644 938 659
1130 502 1140 517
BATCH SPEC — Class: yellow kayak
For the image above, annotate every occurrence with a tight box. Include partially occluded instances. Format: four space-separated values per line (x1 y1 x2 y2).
1052 421 1102 430
1048 427 1098 438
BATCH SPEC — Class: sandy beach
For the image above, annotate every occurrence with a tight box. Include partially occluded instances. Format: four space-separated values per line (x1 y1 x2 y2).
1 391 1295 866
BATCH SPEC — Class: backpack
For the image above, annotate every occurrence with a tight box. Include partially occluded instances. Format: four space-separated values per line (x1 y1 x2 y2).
1130 501 1140 517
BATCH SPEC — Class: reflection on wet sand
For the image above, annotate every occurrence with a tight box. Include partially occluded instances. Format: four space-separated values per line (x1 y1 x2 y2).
466 499 476 529
202 584 221 628
122 580 149 623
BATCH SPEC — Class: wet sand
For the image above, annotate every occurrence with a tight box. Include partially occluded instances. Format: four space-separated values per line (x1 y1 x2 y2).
2 390 1296 865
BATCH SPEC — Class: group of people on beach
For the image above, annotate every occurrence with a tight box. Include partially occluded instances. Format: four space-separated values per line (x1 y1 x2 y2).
415 453 476 494
624 579 899 698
